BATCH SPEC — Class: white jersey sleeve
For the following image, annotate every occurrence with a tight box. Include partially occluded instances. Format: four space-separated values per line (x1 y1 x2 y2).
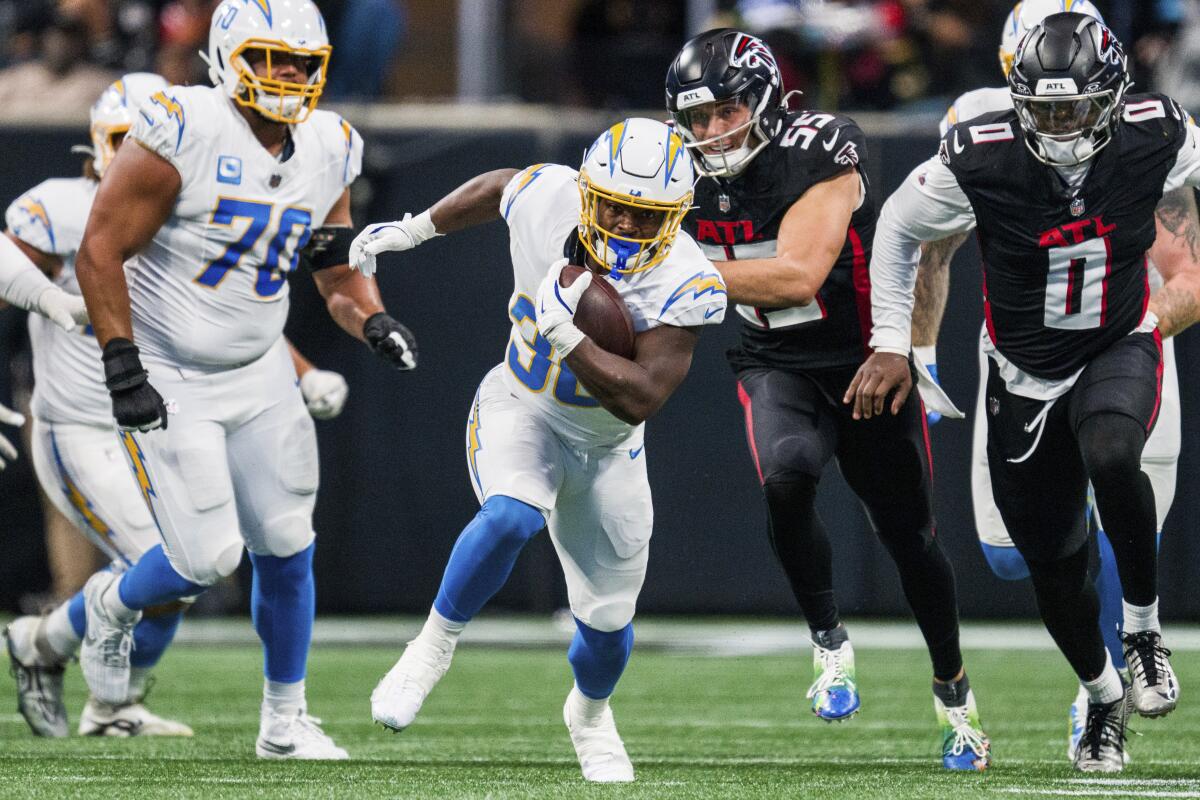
939 87 1012 136
4 178 92 257
128 85 209 187
1163 120 1200 191
502 163 579 264
869 155 976 355
643 236 726 329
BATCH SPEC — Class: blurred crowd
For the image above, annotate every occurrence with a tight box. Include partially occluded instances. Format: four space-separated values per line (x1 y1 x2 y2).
0 0 1196 116
0 0 406 116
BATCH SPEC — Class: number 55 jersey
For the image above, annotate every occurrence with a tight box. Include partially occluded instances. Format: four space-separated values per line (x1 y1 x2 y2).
127 84 362 370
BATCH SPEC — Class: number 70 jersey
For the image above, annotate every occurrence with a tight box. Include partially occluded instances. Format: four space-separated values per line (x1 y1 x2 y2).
126 84 362 370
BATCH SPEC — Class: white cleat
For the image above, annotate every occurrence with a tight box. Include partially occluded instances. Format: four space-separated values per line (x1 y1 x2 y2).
563 687 635 783
371 636 454 732
78 696 194 737
1123 630 1179 718
80 571 140 706
256 708 348 760
1072 687 1130 773
4 615 68 738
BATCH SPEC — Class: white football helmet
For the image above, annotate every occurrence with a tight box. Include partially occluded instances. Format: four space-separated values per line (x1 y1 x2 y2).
999 0 1103 76
89 72 170 177
204 0 331 124
578 118 695 276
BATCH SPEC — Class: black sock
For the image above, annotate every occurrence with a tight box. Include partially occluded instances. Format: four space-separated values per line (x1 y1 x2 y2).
933 672 970 708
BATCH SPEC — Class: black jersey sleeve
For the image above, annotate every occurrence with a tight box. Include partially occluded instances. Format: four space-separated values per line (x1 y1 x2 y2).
1119 92 1191 178
937 109 1020 182
776 113 868 192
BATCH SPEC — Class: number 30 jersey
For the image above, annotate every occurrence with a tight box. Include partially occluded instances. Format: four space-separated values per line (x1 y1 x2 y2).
127 85 362 370
684 110 877 372
498 163 727 449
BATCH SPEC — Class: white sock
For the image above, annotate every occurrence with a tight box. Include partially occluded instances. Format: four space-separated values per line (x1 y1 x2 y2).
419 607 466 650
1082 651 1125 705
1123 598 1160 634
42 603 81 661
263 679 306 715
129 667 152 702
100 579 139 623
568 685 610 725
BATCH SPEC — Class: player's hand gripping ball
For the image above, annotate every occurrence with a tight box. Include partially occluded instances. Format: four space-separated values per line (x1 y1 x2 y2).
535 259 636 359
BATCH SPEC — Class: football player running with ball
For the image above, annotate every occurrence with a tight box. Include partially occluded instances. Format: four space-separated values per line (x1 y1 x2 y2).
73 0 416 759
666 29 989 770
3 72 349 740
911 0 1198 760
351 118 726 783
856 13 1200 770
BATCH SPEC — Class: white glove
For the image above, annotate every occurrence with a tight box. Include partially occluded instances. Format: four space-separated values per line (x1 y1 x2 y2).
348 210 440 278
534 259 592 358
300 368 349 420
0 401 24 470
35 286 88 333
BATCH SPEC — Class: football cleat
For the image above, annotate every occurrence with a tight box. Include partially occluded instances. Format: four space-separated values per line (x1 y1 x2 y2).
1072 688 1130 772
80 571 140 706
4 616 68 738
1122 630 1179 717
935 689 990 771
256 708 348 760
78 696 194 737
563 687 635 783
807 638 860 721
370 636 454 732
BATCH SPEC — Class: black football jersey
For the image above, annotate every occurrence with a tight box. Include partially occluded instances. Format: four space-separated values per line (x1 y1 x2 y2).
683 110 877 371
941 93 1189 379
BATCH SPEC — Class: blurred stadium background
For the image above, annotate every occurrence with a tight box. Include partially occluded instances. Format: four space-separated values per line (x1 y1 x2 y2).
1 0 1199 627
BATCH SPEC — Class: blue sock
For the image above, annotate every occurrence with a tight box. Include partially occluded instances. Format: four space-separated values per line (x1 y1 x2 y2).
433 496 545 622
567 617 634 700
1094 529 1126 670
980 543 1031 581
117 545 207 610
67 591 86 639
130 611 184 668
249 544 315 684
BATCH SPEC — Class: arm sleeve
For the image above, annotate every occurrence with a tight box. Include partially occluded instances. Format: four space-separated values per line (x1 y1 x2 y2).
869 156 977 355
0 234 57 312
1163 121 1200 191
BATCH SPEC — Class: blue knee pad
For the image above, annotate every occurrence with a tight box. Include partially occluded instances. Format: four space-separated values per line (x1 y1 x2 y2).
130 611 184 669
568 617 634 700
434 496 545 623
117 545 208 610
980 543 1031 581
67 591 86 639
250 543 315 684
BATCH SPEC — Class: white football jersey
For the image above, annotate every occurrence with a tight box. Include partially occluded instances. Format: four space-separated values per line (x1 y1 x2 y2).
498 163 727 448
5 177 109 426
127 84 363 369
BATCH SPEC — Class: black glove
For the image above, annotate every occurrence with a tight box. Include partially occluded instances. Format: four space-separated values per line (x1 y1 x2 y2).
102 338 168 432
363 312 418 371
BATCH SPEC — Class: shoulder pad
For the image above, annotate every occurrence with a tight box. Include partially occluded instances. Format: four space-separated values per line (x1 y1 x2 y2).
4 178 93 256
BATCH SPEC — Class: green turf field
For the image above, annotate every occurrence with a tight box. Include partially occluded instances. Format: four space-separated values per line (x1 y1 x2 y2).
2 625 1198 799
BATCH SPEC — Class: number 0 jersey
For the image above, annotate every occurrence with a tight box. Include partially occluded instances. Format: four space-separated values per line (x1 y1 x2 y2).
127 85 362 370
871 92 1200 394
499 163 727 449
5 177 109 426
684 110 877 372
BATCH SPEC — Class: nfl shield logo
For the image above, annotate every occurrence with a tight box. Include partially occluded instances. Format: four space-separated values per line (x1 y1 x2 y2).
718 193 730 213
1070 196 1085 217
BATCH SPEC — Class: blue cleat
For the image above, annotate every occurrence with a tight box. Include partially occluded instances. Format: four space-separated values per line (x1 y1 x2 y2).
935 689 990 771
807 636 860 722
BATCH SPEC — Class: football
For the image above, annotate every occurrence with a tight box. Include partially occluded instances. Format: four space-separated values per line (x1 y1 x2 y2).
559 265 636 359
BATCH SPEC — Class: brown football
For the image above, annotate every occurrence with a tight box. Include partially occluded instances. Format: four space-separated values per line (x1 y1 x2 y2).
559 265 636 359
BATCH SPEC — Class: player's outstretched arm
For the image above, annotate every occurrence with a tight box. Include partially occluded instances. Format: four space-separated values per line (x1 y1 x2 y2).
287 339 349 420
0 233 85 332
312 188 418 371
1148 187 1200 338
349 168 520 277
712 168 860 307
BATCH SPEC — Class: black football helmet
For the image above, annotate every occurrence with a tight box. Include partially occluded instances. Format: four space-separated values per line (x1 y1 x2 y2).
665 28 787 177
1007 12 1130 166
